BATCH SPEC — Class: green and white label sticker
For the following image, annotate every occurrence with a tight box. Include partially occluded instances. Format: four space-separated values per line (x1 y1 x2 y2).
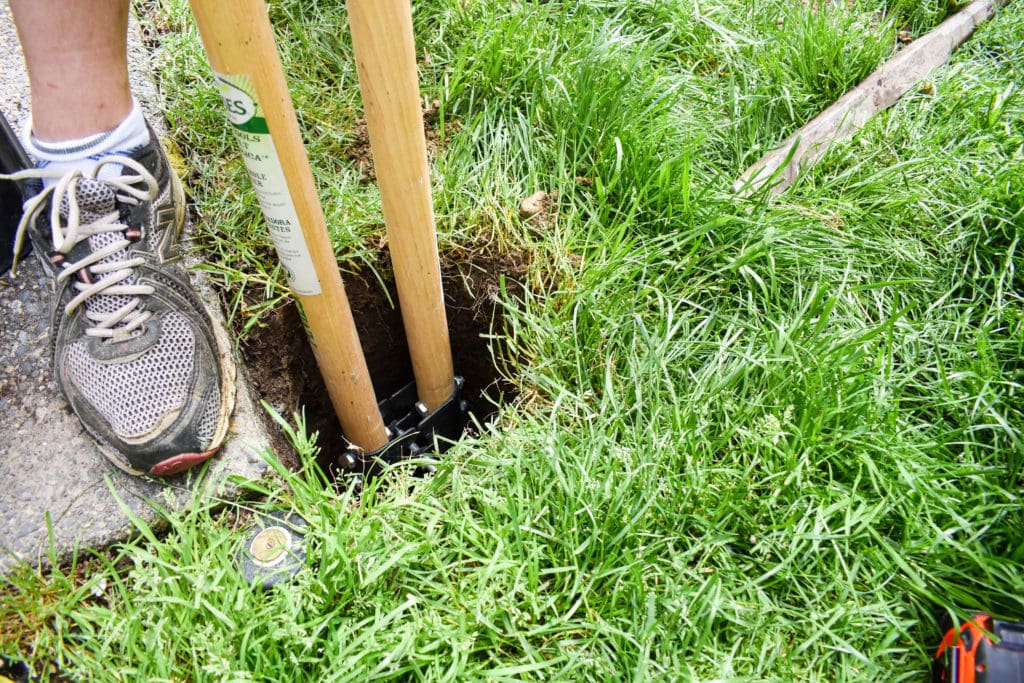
214 72 321 295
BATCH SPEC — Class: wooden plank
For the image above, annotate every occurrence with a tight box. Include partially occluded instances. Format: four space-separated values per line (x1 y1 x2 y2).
733 0 1002 196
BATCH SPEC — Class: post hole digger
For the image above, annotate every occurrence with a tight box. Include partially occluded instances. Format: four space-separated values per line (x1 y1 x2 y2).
189 0 467 474
189 0 468 584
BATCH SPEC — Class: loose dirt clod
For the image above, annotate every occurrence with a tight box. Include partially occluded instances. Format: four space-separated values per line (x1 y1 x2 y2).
519 191 551 219
347 100 459 182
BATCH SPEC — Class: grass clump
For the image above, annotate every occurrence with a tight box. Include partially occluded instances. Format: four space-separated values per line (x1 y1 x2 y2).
4 0 1022 680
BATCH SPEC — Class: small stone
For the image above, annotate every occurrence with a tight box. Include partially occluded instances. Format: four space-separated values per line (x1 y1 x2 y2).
519 190 550 219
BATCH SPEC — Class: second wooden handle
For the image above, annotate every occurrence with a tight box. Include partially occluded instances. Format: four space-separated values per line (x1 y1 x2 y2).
348 0 456 412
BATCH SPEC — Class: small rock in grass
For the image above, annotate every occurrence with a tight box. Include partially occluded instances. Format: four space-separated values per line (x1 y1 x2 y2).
519 190 551 219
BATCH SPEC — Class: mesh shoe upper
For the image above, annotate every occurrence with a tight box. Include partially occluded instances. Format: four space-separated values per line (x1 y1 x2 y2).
5 131 235 475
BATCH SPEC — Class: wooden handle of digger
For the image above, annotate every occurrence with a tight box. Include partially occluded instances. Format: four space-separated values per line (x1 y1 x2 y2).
190 0 389 451
348 0 456 412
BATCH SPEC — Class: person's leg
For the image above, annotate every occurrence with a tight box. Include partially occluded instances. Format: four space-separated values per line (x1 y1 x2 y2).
9 0 132 141
10 1 149 184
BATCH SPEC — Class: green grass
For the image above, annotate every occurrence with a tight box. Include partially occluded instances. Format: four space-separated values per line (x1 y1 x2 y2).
3 0 1022 679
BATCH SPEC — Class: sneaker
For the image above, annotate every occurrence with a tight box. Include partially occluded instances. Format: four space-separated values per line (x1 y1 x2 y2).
4 128 236 476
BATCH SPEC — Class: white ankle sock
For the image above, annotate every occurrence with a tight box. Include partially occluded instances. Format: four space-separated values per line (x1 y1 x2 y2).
23 98 151 186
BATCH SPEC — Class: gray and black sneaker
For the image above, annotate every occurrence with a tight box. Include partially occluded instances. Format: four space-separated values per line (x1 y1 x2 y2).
4 130 235 476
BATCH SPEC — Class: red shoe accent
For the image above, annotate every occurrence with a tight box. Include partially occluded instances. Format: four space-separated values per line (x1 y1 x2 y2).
149 447 219 476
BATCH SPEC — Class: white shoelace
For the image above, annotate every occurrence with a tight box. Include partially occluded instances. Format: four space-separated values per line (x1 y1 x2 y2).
2 157 160 340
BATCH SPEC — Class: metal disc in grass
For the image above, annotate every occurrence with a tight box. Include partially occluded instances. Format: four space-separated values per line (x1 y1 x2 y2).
236 510 308 589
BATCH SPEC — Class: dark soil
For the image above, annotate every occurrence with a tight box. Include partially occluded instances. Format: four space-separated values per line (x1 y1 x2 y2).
346 101 459 182
239 249 526 470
